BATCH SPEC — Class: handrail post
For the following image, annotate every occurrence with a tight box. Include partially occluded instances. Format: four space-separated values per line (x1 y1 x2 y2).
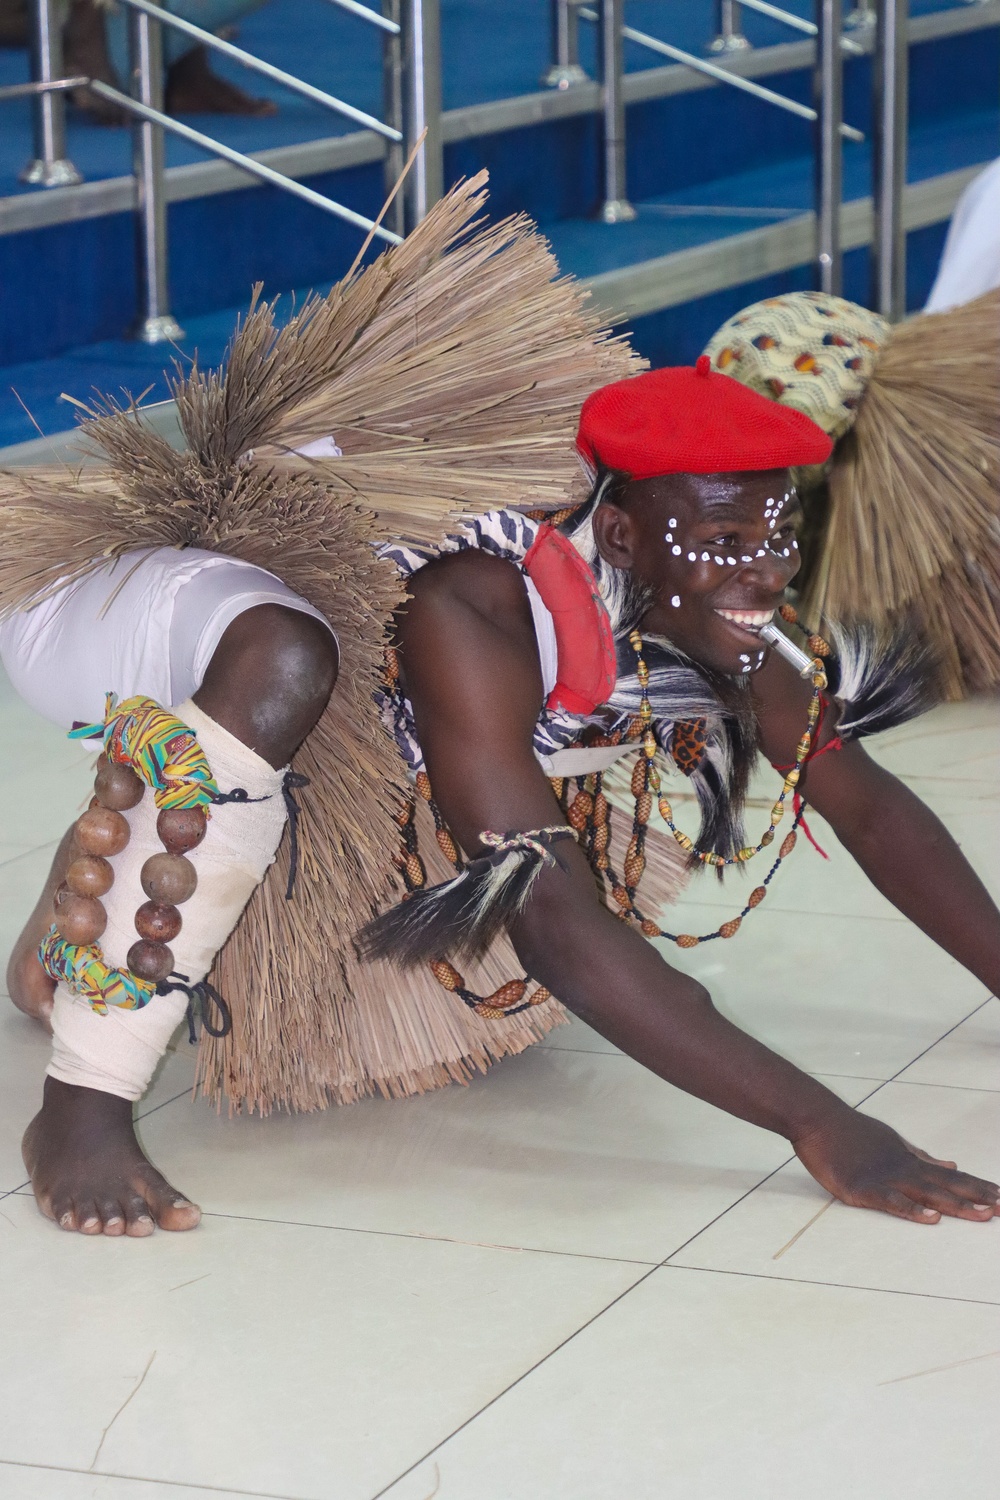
872 0 907 319
599 0 635 222
543 0 588 88
20 0 82 187
844 0 875 30
381 0 405 238
130 0 184 341
400 0 442 230
709 0 751 53
815 0 844 294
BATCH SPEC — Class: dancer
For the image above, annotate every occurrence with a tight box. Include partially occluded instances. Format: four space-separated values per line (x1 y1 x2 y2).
2 179 998 1237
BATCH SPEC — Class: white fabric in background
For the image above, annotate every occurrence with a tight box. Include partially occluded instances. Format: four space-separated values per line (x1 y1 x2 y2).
924 157 1000 313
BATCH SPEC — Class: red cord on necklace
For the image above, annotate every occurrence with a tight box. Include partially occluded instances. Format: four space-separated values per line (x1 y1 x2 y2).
771 695 843 859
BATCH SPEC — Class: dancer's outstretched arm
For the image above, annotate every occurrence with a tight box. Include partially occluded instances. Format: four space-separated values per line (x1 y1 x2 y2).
400 549 1000 1224
753 654 1000 998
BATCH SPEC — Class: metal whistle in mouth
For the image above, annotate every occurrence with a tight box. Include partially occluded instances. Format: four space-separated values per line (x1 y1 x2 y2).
758 621 815 678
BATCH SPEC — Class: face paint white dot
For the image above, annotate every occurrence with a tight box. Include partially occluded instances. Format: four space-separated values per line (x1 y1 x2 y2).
668 517 677 528
664 532 673 543
756 548 766 558
739 653 750 663
726 556 736 565
671 544 681 555
741 555 752 563
782 547 790 557
671 594 681 607
714 556 724 565
687 552 697 562
701 551 710 562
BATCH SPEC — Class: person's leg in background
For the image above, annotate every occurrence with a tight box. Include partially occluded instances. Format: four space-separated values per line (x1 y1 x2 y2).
68 0 277 118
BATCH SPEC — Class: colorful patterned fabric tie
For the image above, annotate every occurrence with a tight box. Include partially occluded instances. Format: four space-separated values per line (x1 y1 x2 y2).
70 694 220 810
38 926 156 1013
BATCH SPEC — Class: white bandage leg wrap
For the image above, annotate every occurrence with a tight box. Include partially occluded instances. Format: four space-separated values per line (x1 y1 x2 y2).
48 700 288 1101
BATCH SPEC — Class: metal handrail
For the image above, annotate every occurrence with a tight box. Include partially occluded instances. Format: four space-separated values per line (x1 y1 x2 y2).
119 0 401 141
0 76 88 101
543 0 588 88
322 0 401 34
20 0 80 187
737 0 865 52
577 7 864 141
710 0 751 54
816 0 844 292
87 80 403 242
872 0 907 317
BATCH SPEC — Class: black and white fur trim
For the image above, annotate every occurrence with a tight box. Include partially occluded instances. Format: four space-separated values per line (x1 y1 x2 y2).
824 620 937 741
357 827 575 968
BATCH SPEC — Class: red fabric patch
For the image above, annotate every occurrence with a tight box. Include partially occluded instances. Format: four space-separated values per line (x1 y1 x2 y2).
577 364 832 478
523 525 617 716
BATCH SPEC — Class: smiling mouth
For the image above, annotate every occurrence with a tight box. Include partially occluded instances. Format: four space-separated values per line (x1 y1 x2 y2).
713 608 775 634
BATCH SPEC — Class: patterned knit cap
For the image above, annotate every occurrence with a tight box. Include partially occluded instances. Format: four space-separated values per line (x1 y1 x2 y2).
702 291 890 442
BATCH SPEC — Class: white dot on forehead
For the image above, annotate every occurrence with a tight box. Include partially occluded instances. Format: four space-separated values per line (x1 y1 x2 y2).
668 517 677 528
664 531 673 541
671 594 681 607
671 544 681 555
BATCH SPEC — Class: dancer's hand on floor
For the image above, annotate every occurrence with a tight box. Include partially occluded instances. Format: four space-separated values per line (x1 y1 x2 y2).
793 1109 1000 1223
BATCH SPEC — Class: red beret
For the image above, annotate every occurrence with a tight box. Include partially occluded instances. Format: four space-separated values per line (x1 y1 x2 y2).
577 356 833 478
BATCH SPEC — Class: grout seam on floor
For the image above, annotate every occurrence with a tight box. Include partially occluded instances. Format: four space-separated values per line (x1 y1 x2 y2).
200 1209 661 1268
368 1264 661 1500
0 1457 304 1500
659 1261 1000 1309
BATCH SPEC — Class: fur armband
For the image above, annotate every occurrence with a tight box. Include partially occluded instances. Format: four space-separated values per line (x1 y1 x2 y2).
357 826 576 968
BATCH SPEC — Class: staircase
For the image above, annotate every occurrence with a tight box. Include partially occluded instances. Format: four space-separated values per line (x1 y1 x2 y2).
1 0 997 451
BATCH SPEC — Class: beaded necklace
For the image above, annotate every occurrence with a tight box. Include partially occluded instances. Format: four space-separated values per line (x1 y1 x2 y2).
392 605 831 1017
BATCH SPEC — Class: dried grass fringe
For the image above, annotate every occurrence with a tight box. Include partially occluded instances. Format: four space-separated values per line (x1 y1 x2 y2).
803 287 1000 700
0 173 644 1113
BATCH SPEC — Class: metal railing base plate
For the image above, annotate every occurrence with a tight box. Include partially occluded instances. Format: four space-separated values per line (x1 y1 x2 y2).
20 156 82 188
601 198 637 223
135 314 186 344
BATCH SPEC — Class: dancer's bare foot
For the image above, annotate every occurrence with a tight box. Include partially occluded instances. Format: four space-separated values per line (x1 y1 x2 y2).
165 45 278 116
23 1077 201 1236
6 826 77 1030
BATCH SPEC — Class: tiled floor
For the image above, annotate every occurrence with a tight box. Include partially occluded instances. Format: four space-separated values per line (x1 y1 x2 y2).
0 666 998 1499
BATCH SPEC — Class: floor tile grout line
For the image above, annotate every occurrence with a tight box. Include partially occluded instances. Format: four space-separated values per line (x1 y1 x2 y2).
0 1457 305 1500
660 1261 1000 1309
200 1209 661 1268
368 1264 661 1500
658 993 999 1267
